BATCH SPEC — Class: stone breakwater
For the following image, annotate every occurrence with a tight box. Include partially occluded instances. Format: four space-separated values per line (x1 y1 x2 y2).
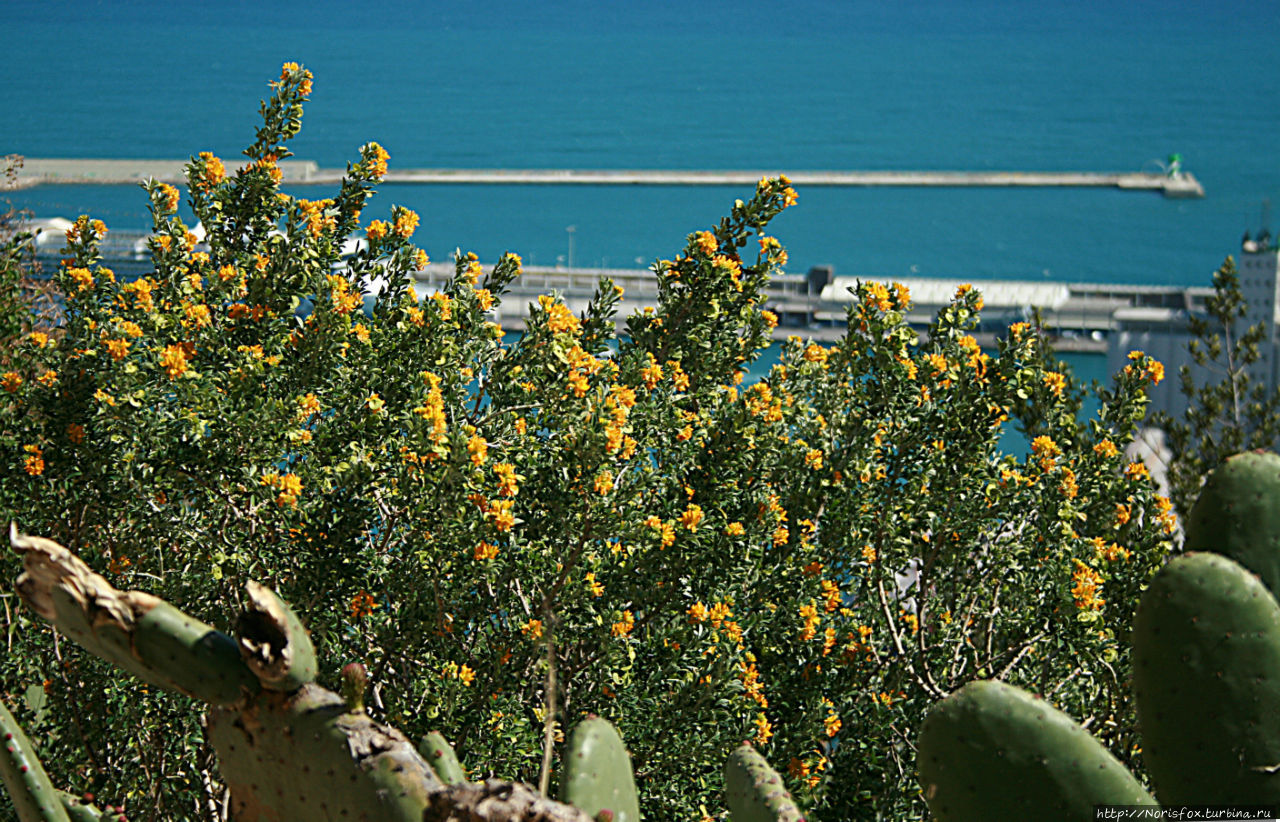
8 159 1205 198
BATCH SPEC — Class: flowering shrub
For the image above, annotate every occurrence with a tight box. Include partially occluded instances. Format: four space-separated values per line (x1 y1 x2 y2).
0 66 1173 819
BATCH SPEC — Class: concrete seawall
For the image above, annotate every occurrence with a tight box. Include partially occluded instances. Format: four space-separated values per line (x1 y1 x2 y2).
8 158 1205 198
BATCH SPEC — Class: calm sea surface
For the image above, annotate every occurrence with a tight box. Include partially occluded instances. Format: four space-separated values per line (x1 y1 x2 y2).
5 1 1279 296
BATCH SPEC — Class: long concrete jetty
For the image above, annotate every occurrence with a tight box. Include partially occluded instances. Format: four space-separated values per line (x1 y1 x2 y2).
8 158 1205 198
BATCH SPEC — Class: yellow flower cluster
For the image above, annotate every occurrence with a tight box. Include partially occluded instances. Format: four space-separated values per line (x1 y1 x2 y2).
522 618 543 640
611 610 634 638
362 142 390 179
473 541 498 561
1071 559 1105 611
538 295 580 335
1123 350 1165 385
121 278 155 312
864 282 892 312
298 198 337 239
22 444 44 476
196 152 225 189
261 472 303 507
326 274 363 314
798 601 821 641
159 344 190 379
350 589 378 618
393 209 420 239
489 500 515 532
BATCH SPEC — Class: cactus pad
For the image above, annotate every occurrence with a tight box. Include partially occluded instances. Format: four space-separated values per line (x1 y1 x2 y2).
1133 551 1280 804
419 731 468 785
558 716 641 822
1185 450 1280 596
723 743 805 822
918 680 1155 821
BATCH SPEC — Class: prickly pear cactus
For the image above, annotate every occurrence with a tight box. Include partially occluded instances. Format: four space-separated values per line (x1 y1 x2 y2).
1133 551 1280 804
0 697 72 822
1184 449 1280 595
419 731 468 786
724 743 805 822
558 716 641 822
917 680 1156 821
7 526 808 821
6 526 594 822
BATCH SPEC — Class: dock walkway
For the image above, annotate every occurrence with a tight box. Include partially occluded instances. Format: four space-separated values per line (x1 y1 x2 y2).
8 159 1205 198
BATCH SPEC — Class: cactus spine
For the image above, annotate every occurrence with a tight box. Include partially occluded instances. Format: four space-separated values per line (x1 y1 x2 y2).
558 716 641 822
724 743 806 822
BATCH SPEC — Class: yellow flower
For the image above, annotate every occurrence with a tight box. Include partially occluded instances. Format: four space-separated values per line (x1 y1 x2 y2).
22 445 44 476
36 370 56 387
350 590 378 618
803 343 829 365
473 542 499 561
864 283 892 312
159 345 190 379
824 712 842 738
1043 371 1066 396
27 331 49 347
351 324 371 343
611 610 635 638
458 665 476 686
66 267 93 293
1031 435 1061 458
753 713 773 746
197 152 225 187
366 221 389 241
693 230 718 256
585 572 604 597
467 435 488 466
593 471 614 495
363 142 390 178
725 521 745 537
1094 439 1119 458
680 504 704 531
522 619 543 640
103 338 130 361
1071 559 1105 611
1124 461 1149 481
1 372 23 392
394 209 420 238
688 602 709 623
490 500 515 532
157 183 181 213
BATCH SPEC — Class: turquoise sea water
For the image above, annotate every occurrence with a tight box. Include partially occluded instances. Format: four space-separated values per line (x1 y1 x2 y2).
5 1 1280 287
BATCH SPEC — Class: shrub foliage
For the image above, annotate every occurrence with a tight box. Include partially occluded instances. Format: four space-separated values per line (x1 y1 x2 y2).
0 66 1174 820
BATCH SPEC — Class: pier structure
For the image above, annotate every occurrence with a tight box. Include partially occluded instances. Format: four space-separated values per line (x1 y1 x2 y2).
25 227 1216 352
9 158 1205 198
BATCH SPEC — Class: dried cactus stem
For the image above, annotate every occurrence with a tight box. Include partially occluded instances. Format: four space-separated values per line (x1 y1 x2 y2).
423 779 594 821
9 525 258 706
234 581 317 691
